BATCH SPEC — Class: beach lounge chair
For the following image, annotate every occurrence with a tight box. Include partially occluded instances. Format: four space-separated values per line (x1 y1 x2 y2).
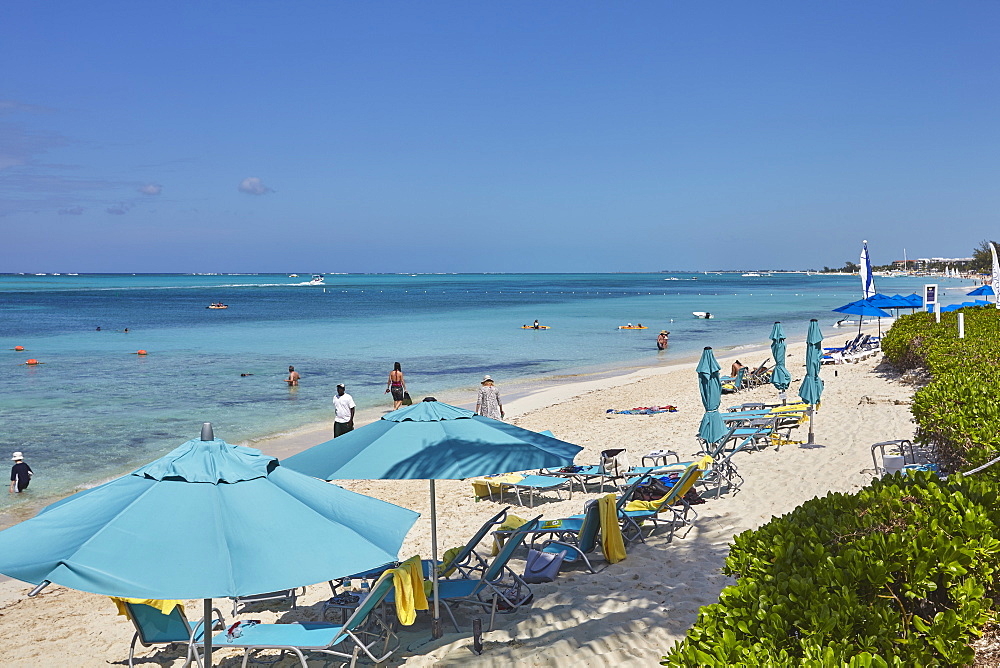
230 587 306 616
496 474 572 507
720 366 747 393
118 599 225 668
619 461 705 541
432 517 541 632
217 571 398 667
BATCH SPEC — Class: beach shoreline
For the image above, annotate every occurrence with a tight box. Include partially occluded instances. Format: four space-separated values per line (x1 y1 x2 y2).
0 321 915 666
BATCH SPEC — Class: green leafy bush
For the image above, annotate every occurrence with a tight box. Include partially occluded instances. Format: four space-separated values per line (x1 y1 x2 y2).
664 307 1000 666
882 307 1000 475
663 473 1000 666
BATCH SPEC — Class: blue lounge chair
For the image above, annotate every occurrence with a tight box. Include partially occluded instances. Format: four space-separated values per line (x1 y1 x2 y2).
217 572 397 667
230 586 306 616
496 475 571 507
121 600 225 668
435 516 542 632
719 366 747 393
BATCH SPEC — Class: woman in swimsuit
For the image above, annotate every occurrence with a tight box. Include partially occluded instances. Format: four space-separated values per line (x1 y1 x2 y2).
386 361 407 410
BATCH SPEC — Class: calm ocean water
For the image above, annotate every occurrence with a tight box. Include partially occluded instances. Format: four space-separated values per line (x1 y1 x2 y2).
0 272 972 516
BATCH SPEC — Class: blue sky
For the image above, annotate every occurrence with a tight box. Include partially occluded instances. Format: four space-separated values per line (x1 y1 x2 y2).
2 2 997 273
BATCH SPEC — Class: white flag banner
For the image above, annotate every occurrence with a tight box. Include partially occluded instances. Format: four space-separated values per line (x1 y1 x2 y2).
991 242 999 309
860 240 876 299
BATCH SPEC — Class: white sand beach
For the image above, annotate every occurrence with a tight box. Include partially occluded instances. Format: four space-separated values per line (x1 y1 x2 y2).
0 330 917 667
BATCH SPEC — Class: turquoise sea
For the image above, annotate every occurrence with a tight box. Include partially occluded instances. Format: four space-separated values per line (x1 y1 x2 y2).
0 272 974 519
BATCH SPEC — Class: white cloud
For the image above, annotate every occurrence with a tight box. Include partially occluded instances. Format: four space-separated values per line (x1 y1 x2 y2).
238 177 272 195
138 183 162 196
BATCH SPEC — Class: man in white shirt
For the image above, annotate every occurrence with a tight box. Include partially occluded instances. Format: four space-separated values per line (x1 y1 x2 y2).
332 383 356 437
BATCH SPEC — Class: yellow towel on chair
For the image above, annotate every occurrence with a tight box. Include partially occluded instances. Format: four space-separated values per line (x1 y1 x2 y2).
401 555 428 613
471 473 524 498
599 493 626 563
491 514 528 555
111 597 184 618
388 557 428 626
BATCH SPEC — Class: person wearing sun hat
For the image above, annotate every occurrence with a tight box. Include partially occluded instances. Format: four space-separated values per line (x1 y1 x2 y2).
475 375 505 421
9 452 32 494
657 330 670 350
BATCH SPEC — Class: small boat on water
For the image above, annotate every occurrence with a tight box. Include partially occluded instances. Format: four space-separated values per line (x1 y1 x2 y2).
741 272 761 277
309 274 325 285
207 303 229 309
692 312 714 319
289 274 298 278
618 325 647 329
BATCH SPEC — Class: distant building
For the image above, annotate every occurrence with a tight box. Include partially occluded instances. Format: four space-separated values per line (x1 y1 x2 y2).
913 257 973 269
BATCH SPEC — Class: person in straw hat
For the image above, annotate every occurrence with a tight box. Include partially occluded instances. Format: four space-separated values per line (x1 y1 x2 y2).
657 330 670 350
475 375 505 421
9 452 32 494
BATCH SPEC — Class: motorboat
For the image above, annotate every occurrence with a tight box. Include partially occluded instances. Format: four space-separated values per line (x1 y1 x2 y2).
309 274 325 285
692 312 714 319
207 303 229 309
289 274 298 278
741 272 761 277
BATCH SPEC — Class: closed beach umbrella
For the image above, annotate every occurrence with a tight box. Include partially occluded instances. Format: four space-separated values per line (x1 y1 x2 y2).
696 347 727 446
769 322 791 403
798 319 825 445
0 425 418 665
283 399 583 638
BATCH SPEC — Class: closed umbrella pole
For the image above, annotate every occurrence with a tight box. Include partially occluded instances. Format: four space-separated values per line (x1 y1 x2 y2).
798 319 825 445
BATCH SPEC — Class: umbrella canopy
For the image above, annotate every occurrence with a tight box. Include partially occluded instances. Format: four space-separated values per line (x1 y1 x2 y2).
832 299 892 318
901 293 924 308
283 400 583 480
282 399 582 638
967 284 995 296
798 319 825 406
941 300 990 312
696 347 727 445
0 433 419 599
866 293 908 309
769 322 791 393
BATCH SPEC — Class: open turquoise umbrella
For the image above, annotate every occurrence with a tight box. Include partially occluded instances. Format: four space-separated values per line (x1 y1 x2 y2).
696 347 727 446
798 319 825 444
0 425 418 665
769 322 792 403
283 399 583 638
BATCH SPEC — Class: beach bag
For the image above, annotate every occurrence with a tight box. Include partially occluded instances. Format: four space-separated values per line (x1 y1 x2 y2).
523 549 566 584
634 478 675 502
401 392 413 406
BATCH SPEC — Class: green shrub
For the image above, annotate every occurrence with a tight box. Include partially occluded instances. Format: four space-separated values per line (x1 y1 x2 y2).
663 473 1000 667
664 307 1000 666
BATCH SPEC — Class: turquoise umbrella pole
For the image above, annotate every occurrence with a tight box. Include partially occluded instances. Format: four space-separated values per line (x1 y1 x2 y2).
696 347 727 448
769 322 791 405
798 319 825 445
429 479 442 639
